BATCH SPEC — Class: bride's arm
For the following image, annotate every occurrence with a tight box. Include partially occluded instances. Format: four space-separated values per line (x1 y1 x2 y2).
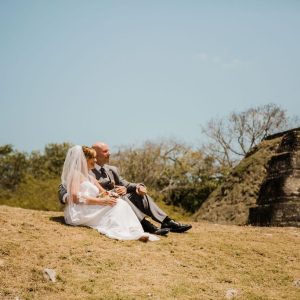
82 195 117 206
74 191 117 206
69 175 116 206
91 177 108 195
81 179 117 206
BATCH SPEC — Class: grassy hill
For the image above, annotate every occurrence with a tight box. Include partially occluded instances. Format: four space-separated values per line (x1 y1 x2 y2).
194 136 283 225
0 176 63 212
1 205 299 300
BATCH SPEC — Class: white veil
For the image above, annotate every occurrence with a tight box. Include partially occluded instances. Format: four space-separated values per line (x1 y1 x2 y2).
61 145 89 204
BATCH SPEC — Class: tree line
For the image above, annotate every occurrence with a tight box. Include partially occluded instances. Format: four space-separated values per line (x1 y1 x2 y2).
1 103 298 212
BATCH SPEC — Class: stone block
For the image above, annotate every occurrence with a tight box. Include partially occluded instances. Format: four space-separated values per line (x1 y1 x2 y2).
249 202 300 227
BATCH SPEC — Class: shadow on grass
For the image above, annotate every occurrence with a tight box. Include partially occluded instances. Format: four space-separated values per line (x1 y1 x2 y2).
49 216 66 224
49 216 89 229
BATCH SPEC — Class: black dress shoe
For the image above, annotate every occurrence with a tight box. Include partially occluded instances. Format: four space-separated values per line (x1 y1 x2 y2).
161 220 192 233
141 219 169 236
153 228 170 236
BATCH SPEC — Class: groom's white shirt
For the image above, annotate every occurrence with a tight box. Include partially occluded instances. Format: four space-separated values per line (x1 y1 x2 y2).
94 163 102 172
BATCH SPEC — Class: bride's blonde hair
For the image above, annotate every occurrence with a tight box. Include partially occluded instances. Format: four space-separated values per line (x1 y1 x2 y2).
82 146 96 159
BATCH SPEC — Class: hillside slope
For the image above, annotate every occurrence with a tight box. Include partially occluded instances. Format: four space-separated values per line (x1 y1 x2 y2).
1 205 299 300
194 137 282 225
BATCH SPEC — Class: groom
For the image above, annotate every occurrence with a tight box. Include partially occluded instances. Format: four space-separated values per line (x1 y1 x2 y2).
90 142 192 235
58 141 192 236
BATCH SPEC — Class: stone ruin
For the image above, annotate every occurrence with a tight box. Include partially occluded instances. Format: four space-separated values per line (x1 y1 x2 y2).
249 128 300 227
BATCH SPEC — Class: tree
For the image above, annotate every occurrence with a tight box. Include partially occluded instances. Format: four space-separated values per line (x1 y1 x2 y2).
111 140 187 189
0 145 27 190
201 103 299 171
28 143 71 179
111 140 220 213
161 150 220 213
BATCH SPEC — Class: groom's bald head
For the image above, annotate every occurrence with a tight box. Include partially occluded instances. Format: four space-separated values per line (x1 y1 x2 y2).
92 142 107 150
92 142 110 166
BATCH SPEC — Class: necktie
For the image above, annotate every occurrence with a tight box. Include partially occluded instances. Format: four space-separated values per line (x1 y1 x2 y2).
100 167 107 178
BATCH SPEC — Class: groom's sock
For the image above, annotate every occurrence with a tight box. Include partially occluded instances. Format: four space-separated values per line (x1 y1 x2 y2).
141 218 153 231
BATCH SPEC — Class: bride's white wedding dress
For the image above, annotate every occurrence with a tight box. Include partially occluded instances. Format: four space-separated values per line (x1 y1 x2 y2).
64 180 158 241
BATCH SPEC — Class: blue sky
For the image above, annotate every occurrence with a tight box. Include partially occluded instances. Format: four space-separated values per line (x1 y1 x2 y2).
1 0 299 153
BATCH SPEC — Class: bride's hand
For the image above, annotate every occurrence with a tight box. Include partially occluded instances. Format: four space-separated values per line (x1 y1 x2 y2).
107 191 119 198
102 196 117 207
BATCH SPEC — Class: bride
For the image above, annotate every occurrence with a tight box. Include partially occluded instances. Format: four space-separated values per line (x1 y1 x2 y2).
61 145 158 242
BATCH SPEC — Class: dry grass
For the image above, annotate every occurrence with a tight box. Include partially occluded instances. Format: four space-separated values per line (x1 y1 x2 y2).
1 205 300 300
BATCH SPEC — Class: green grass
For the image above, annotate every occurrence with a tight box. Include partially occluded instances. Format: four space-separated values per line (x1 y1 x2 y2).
0 175 63 211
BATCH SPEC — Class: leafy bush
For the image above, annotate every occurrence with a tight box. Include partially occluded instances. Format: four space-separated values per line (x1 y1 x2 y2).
0 145 27 191
28 143 71 179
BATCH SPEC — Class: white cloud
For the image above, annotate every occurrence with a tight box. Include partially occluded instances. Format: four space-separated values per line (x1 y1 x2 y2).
195 52 247 68
212 56 222 64
195 52 209 62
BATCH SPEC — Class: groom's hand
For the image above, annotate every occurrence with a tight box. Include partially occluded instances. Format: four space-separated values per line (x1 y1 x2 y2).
136 184 147 196
115 185 127 196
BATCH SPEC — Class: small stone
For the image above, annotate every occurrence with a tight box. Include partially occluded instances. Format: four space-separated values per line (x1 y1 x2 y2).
147 293 152 298
225 289 238 299
293 279 300 287
175 260 188 267
43 268 57 282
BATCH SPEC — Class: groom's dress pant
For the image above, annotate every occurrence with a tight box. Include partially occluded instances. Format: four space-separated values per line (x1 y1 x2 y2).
122 193 167 223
